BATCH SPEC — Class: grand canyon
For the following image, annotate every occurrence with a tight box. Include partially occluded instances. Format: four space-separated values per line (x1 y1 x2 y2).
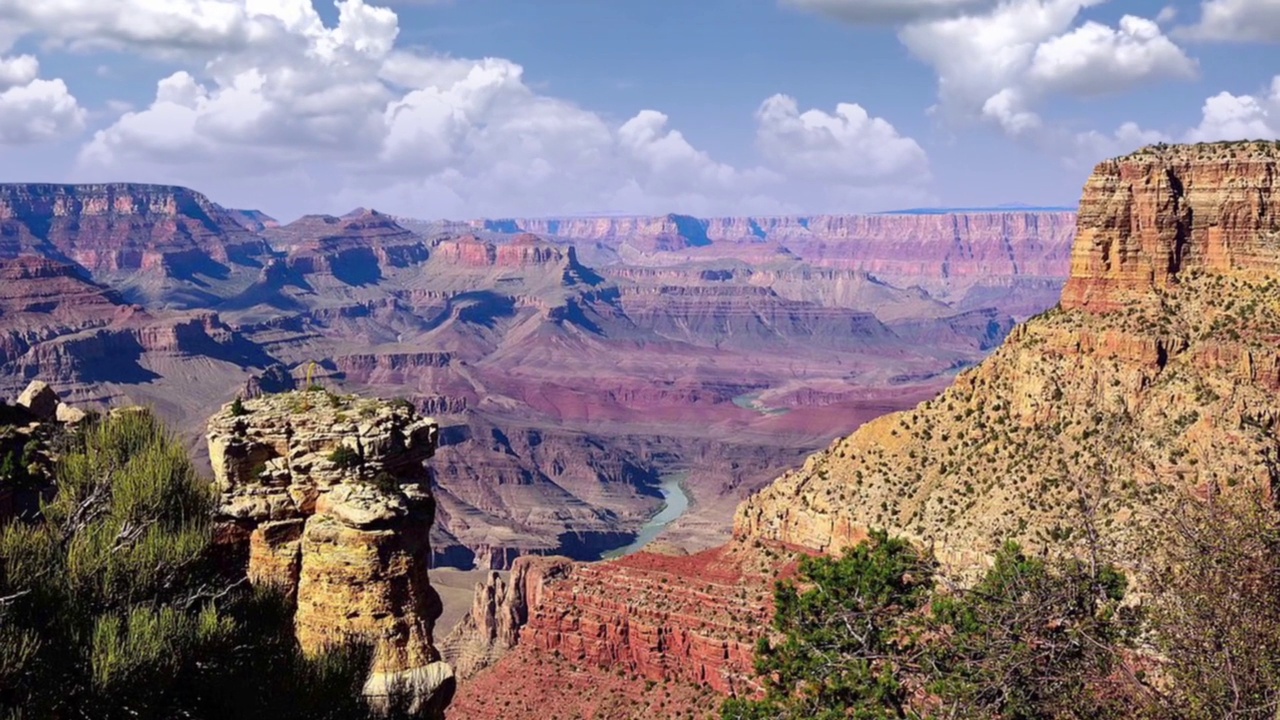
9 139 1280 720
0 186 1076 574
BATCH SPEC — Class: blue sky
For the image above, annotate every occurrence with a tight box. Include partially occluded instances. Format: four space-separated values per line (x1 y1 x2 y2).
0 0 1276 220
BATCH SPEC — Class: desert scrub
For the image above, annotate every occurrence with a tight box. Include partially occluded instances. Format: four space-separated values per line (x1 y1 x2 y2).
328 445 362 470
0 410 414 719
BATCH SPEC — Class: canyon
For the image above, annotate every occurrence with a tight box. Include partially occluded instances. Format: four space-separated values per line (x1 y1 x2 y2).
0 182 1075 574
446 141 1280 718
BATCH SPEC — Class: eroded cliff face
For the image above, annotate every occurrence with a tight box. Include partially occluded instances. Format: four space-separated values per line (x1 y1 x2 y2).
441 555 575 680
449 544 803 720
0 183 269 273
736 141 1280 573
207 390 454 715
1062 142 1280 312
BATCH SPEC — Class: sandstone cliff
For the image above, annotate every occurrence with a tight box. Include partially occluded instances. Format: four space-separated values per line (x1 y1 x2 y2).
449 543 803 719
0 183 269 274
736 141 1280 573
207 390 454 715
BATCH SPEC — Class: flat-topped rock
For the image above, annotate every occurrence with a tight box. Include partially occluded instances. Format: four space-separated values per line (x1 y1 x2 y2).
206 390 451 717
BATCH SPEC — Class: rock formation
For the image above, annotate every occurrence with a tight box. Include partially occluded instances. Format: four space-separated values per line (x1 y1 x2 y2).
1061 141 1280 312
441 555 575 679
449 543 803 719
0 183 269 275
207 390 454 715
453 141 1280 718
736 141 1280 573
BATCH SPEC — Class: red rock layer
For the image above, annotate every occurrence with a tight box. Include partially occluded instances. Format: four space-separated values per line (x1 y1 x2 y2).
1062 142 1280 312
451 542 807 720
432 234 575 269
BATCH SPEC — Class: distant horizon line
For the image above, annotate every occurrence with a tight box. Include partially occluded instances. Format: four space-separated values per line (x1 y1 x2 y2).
382 204 1079 225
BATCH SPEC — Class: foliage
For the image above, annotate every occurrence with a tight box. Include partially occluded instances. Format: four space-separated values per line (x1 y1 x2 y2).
723 533 1135 720
921 543 1135 719
1143 496 1280 720
0 410 414 719
230 397 247 417
370 472 401 495
722 531 934 720
329 445 363 470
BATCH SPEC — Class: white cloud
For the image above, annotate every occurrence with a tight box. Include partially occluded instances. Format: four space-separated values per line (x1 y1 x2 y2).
898 0 1105 129
66 0 927 217
755 94 930 183
1028 15 1198 96
808 0 1196 142
0 0 262 55
0 55 38 89
782 0 997 24
1072 121 1171 166
1069 76 1280 168
0 78 85 145
1185 77 1280 141
1179 0 1280 42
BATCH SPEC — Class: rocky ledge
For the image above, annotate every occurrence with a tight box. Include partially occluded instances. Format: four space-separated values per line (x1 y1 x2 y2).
448 542 806 719
207 390 453 716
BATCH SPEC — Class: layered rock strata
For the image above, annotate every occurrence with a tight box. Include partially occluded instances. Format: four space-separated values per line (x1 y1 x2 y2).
441 555 575 679
737 141 1280 573
450 543 804 718
207 390 453 715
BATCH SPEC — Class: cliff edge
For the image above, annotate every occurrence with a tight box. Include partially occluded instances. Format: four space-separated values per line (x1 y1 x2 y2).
207 390 454 716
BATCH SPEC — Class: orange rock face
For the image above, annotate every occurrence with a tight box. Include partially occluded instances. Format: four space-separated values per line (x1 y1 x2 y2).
1063 142 1280 312
450 542 806 719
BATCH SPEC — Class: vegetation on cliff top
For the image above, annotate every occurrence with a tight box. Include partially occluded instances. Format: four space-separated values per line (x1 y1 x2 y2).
725 496 1280 720
0 411 416 719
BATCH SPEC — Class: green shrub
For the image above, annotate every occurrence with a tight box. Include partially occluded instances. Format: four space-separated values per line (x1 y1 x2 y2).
0 410 410 719
328 445 362 470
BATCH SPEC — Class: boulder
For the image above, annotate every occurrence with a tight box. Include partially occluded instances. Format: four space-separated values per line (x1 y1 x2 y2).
16 381 59 420
55 402 87 425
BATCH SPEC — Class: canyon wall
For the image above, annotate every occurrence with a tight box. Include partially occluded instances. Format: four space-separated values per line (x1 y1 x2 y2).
737 140 1280 571
475 211 1077 293
453 141 1280 718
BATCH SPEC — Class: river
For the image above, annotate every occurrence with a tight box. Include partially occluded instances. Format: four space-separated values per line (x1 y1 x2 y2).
601 474 690 559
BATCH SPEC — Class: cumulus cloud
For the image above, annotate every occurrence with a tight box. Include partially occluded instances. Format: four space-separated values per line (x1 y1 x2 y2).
1068 76 1280 169
1185 77 1280 141
898 0 1104 131
0 55 38 89
0 0 266 55
0 78 86 145
755 94 929 183
63 0 928 217
0 52 85 145
1029 15 1198 96
1179 0 1280 42
808 0 1196 141
1071 121 1171 166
